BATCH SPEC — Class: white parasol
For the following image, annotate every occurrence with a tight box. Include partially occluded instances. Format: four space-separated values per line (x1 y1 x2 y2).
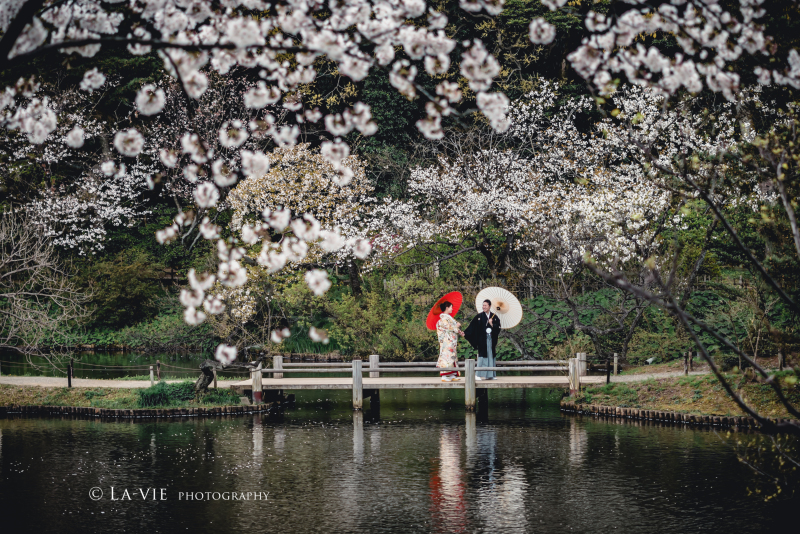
475 287 523 329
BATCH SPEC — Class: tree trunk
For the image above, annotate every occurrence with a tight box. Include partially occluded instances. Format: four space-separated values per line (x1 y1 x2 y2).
195 358 265 392
196 360 219 391
349 259 362 297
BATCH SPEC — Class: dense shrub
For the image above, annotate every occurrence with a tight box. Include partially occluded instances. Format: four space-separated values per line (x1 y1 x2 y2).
200 388 240 405
137 381 195 407
714 352 741 372
81 250 164 328
627 330 692 365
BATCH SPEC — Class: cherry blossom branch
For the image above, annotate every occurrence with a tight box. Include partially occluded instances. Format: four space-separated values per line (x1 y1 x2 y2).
0 0 46 64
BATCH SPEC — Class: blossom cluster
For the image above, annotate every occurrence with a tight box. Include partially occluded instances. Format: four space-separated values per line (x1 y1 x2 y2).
372 80 754 272
3 0 797 362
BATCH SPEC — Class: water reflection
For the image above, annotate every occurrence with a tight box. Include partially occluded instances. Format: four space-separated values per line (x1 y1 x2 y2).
353 411 364 463
253 416 263 459
569 416 588 466
274 427 285 453
430 427 466 533
0 388 797 533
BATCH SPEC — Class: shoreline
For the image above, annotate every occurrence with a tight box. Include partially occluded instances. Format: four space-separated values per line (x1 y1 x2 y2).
559 399 796 430
0 403 277 419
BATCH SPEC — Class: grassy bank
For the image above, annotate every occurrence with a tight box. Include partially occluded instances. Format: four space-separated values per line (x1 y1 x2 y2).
0 382 242 410
579 372 800 419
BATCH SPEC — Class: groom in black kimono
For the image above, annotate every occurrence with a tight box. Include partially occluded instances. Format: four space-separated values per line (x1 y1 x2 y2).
464 299 501 380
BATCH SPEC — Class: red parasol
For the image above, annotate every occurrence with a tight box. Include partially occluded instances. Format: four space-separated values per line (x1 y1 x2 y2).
426 291 463 330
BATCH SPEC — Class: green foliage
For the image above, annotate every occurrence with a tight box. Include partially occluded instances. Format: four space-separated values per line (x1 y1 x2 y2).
84 389 106 400
137 381 196 408
324 283 437 360
511 295 572 358
679 246 722 279
627 330 691 365
80 249 163 328
714 352 740 372
199 388 240 405
582 382 639 407
39 389 73 406
66 295 215 352
117 300 216 353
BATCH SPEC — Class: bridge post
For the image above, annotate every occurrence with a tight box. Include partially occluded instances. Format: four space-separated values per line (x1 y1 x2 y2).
613 353 618 375
252 369 262 404
465 359 476 411
578 353 588 376
352 359 363 410
683 352 688 376
369 354 380 378
569 358 579 396
273 355 283 379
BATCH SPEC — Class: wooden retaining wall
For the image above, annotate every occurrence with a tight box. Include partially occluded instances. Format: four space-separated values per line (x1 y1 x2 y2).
0 403 276 419
560 399 795 429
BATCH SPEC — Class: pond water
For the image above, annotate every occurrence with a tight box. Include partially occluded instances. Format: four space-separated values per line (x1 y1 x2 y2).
0 388 796 533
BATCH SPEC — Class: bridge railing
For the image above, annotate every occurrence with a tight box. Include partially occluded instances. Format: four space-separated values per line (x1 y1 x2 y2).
246 355 594 410
263 354 569 378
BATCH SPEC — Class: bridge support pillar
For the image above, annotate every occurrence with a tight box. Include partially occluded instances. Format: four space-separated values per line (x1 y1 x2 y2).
352 359 363 410
569 358 579 397
252 369 262 404
273 355 283 379
465 359 476 411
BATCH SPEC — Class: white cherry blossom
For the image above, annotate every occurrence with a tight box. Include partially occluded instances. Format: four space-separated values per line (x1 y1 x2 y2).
65 126 84 148
79 68 105 93
215 344 237 364
529 18 556 45
309 327 330 344
194 182 220 208
113 128 144 157
305 269 332 296
135 84 166 115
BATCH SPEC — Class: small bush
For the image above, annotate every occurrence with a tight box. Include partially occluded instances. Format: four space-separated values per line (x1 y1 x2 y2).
84 389 106 400
714 352 740 371
627 330 691 365
137 381 195 407
82 250 163 329
200 388 240 405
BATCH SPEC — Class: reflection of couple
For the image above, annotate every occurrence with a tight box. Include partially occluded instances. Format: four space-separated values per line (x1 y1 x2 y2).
436 299 500 382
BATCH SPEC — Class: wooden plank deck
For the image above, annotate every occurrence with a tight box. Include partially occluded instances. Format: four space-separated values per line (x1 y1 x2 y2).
231 375 606 394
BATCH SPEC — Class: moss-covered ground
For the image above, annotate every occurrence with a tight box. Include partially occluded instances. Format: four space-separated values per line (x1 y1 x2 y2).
580 371 800 419
0 382 242 410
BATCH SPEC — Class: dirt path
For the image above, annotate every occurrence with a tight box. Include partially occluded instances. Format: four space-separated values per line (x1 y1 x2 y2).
0 369 710 389
0 376 241 389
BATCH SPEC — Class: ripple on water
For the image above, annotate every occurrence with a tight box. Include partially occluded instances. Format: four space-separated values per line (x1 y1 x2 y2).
0 387 796 533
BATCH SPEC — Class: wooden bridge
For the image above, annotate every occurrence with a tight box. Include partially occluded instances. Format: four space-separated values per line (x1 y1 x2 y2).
231 356 605 410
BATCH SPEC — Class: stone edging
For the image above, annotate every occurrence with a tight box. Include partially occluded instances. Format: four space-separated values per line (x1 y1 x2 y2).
560 400 795 429
0 403 275 419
